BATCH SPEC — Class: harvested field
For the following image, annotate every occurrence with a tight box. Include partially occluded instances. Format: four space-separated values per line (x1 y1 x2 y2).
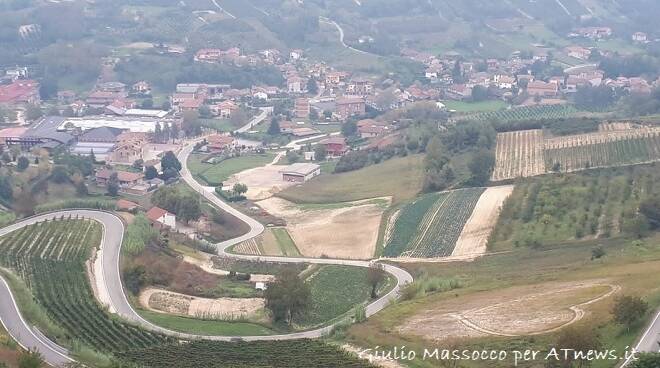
256 197 388 259
233 238 262 255
452 185 514 258
399 280 617 341
140 288 265 320
492 129 545 181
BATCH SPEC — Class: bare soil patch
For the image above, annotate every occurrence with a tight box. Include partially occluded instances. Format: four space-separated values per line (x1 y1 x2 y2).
399 280 617 341
140 288 265 319
226 165 295 200
452 185 514 258
256 197 388 259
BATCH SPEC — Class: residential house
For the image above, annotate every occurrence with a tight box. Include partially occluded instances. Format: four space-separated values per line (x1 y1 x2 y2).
206 134 235 152
565 46 592 60
178 98 204 112
0 80 40 105
335 97 365 120
57 90 76 104
97 82 126 93
319 136 348 157
86 91 127 108
445 84 472 100
95 169 144 187
132 81 151 95
290 49 303 60
358 124 388 138
194 48 240 63
494 75 516 89
108 132 148 164
146 206 176 230
527 80 560 97
287 76 304 93
346 78 373 96
280 163 320 182
211 100 238 118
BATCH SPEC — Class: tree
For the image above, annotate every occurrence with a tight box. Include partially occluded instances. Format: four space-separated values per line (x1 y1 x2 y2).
639 196 660 229
144 165 158 180
18 349 44 368
16 156 29 171
612 295 649 331
75 180 88 196
264 268 311 325
622 214 650 238
107 172 119 196
176 195 202 223
39 77 58 100
123 264 147 295
631 354 660 368
549 325 601 368
314 144 327 161
25 104 43 121
233 183 248 196
141 99 153 109
267 118 281 135
307 78 318 95
161 151 182 173
132 159 144 170
367 263 386 299
591 246 606 260
286 150 300 163
423 136 452 191
468 150 495 186
154 122 162 142
471 85 488 102
199 104 212 119
341 121 358 137
182 110 202 136
50 165 70 183
0 176 12 200
13 189 36 216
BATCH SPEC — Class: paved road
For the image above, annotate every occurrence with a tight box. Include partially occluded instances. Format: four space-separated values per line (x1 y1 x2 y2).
622 310 660 366
318 16 374 56
234 107 270 134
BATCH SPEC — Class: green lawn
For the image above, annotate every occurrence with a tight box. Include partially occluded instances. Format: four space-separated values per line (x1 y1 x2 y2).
278 155 424 205
138 310 275 336
271 228 300 257
187 153 276 185
444 100 507 113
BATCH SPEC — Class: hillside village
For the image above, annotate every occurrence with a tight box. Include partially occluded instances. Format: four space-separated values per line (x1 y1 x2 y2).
0 1 659 368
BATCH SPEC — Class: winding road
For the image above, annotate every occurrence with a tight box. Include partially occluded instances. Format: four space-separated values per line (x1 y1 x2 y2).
0 141 412 366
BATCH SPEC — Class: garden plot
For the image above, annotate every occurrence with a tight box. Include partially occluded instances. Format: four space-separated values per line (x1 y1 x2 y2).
383 188 484 258
256 197 388 259
225 164 295 201
452 185 514 258
140 288 265 320
399 280 617 341
492 129 545 181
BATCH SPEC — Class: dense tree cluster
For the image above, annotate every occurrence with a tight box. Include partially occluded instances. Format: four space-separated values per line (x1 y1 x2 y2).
151 186 202 223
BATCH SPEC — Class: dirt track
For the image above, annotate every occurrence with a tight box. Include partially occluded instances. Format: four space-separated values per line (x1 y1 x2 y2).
399 280 618 341
452 185 514 258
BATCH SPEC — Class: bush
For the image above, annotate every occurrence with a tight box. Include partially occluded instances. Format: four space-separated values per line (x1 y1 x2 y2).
34 199 116 213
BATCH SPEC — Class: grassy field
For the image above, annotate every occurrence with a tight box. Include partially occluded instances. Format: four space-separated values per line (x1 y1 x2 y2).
187 153 276 185
200 118 236 132
278 155 424 205
270 228 301 257
138 310 276 336
348 234 660 368
445 100 507 113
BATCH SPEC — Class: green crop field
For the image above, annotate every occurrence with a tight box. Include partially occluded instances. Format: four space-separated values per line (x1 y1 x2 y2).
138 310 275 336
297 265 374 327
383 188 485 258
117 340 374 368
462 104 581 123
545 133 660 172
0 219 170 356
271 228 300 257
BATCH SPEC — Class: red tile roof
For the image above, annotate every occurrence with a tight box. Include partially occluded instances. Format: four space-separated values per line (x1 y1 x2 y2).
146 206 169 222
0 80 39 103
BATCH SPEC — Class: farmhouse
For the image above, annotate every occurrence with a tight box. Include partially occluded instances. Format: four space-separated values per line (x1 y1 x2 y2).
206 134 235 152
527 81 559 97
280 163 321 182
319 136 348 157
146 206 176 230
95 169 144 187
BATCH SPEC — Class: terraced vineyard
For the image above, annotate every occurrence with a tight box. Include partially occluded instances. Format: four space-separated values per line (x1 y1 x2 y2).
544 129 660 172
0 218 170 354
383 188 485 258
492 129 546 181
